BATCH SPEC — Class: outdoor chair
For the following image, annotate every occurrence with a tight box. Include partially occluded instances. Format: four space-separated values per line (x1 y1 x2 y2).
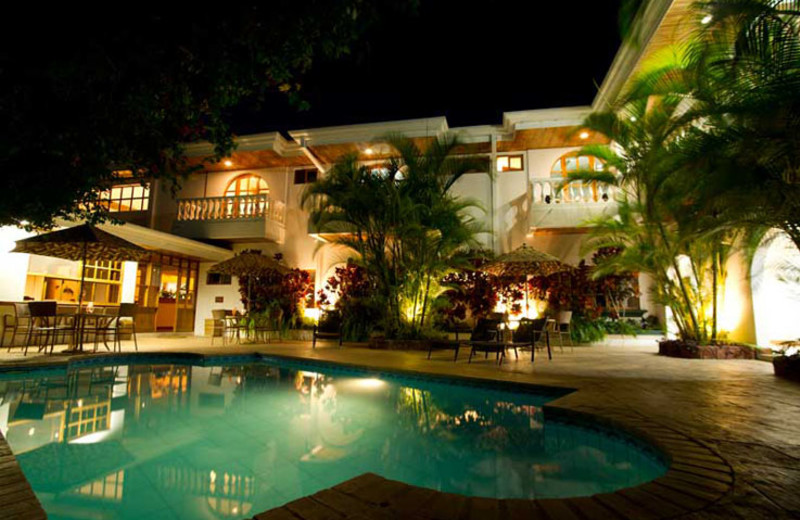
2 303 32 352
466 317 506 364
555 311 573 352
210 309 231 345
92 304 139 352
253 307 283 344
427 317 502 361
26 301 74 356
312 310 342 349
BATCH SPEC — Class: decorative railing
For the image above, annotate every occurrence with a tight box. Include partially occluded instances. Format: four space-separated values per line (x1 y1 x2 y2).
531 178 617 205
176 195 285 224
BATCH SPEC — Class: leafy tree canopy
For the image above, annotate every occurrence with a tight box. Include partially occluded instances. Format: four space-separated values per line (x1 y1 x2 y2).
0 2 409 229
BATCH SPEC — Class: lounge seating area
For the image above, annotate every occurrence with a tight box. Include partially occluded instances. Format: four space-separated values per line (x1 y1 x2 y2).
0 301 139 355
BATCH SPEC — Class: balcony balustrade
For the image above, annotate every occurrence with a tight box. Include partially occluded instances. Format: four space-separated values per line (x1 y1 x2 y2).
529 178 619 230
173 194 286 243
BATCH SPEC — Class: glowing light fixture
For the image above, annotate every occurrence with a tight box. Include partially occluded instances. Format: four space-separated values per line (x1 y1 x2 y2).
303 307 320 322
28 427 35 436
364 147 374 155
579 131 589 140
629 116 637 122
223 159 233 167
357 378 385 390
701 14 713 24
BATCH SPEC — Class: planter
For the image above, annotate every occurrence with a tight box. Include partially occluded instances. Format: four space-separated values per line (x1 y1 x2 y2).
368 338 440 351
287 329 313 341
658 340 756 360
773 355 800 381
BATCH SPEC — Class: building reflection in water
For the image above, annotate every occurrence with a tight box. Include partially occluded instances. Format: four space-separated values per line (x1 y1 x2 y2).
0 363 663 519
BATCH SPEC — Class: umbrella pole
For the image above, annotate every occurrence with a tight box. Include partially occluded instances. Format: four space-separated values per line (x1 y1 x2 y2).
76 240 88 350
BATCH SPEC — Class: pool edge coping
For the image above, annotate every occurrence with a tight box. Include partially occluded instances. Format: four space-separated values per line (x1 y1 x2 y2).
0 351 734 520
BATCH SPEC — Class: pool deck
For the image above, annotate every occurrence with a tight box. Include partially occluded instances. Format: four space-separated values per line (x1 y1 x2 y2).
0 335 798 519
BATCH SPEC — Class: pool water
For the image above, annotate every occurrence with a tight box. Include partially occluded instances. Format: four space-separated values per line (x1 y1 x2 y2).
0 359 666 520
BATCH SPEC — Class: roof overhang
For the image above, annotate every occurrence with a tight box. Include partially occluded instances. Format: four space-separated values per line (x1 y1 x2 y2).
592 0 696 110
96 222 233 262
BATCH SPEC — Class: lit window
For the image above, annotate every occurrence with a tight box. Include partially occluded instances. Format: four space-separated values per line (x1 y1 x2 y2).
99 183 150 212
225 174 269 197
551 154 603 177
293 168 318 185
496 154 524 172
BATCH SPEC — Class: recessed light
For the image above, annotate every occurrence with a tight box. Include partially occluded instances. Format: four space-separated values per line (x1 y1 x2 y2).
223 159 233 167
579 131 589 140
701 14 713 24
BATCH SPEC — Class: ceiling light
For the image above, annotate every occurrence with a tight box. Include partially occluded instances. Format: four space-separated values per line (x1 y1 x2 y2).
579 131 589 140
364 148 374 155
701 14 713 24
223 159 233 167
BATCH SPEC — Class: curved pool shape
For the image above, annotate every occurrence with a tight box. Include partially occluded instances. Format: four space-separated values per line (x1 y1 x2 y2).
0 359 667 519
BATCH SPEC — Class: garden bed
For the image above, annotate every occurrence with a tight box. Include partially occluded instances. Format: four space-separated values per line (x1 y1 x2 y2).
658 340 756 360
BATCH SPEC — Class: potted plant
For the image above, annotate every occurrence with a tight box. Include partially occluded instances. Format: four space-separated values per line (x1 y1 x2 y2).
773 340 800 381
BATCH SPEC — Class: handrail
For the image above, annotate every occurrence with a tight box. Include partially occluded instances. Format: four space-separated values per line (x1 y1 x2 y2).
531 178 617 205
176 194 285 224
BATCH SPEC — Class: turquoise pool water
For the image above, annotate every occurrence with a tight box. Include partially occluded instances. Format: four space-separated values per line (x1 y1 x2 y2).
0 359 666 519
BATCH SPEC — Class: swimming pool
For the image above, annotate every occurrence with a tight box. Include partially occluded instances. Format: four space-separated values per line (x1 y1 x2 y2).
0 357 667 519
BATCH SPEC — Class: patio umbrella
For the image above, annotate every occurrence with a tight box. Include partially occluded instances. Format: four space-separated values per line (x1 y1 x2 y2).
480 243 573 317
208 250 288 311
12 224 148 310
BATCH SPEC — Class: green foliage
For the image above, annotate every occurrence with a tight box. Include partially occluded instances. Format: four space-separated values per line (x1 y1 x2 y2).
0 2 411 228
303 134 488 339
570 315 608 343
318 261 381 341
239 268 313 327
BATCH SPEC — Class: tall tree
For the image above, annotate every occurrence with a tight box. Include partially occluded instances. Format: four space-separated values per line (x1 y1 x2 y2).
303 134 487 337
0 2 409 228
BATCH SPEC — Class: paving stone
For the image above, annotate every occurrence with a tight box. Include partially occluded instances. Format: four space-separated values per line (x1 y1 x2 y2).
284 497 343 520
618 487 687 518
593 492 661 520
253 507 301 520
670 463 734 482
419 492 467 520
564 497 620 519
664 470 732 493
535 498 582 520
464 497 501 520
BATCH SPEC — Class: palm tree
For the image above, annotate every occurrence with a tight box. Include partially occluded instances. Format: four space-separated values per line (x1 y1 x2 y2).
302 133 487 338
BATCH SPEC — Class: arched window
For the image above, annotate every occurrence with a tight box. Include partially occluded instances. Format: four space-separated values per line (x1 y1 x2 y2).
223 174 269 218
224 174 269 197
541 154 607 204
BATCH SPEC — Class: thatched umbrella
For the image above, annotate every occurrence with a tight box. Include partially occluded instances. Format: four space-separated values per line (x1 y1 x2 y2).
209 250 288 312
481 243 573 317
12 224 148 310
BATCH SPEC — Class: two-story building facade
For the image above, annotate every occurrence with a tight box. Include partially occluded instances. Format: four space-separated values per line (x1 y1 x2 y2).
3 0 788 346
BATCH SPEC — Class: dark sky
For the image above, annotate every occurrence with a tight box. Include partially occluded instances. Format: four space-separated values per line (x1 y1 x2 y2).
232 1 623 134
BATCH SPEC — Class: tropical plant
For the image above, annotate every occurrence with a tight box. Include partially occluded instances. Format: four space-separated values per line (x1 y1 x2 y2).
437 250 498 327
317 260 381 341
239 268 313 327
569 82 743 343
303 133 488 338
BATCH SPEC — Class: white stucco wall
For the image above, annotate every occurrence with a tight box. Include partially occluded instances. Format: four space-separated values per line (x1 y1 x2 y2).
0 227 33 301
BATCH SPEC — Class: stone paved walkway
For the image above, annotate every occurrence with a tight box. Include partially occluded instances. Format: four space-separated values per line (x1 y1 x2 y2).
1 335 799 519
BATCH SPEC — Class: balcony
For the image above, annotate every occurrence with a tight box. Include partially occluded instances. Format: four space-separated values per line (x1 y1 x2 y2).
529 178 619 230
172 194 286 243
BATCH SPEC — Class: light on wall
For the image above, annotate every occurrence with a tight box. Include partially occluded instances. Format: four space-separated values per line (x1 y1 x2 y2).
579 131 589 140
223 159 233 167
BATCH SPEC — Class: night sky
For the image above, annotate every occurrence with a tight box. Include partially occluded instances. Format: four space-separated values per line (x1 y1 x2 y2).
232 1 623 134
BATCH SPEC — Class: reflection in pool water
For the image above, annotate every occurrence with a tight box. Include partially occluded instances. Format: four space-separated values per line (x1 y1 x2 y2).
0 362 666 519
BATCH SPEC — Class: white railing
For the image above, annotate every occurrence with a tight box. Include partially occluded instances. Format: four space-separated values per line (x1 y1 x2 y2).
531 178 617 205
176 194 285 224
